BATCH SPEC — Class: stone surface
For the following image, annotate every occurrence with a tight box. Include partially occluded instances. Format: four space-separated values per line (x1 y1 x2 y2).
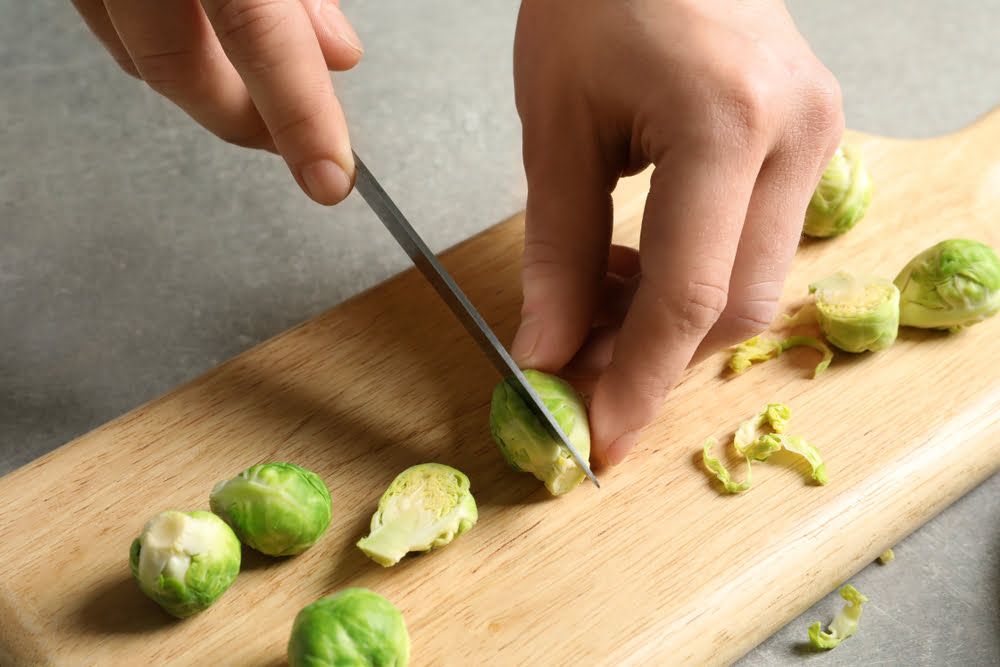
1 1 996 665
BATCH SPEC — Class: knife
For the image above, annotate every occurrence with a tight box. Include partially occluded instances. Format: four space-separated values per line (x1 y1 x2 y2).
352 151 599 488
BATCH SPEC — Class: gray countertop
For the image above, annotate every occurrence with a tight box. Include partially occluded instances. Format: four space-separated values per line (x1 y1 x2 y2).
1 1 997 664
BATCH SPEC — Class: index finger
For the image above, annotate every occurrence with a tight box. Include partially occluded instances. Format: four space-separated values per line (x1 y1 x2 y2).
589 144 763 466
201 0 355 204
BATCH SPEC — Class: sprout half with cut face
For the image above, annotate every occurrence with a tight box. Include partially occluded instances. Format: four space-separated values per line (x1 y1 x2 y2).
803 143 873 238
129 510 241 618
809 271 899 353
894 239 1000 332
288 588 410 667
356 463 478 567
489 369 591 495
210 462 332 556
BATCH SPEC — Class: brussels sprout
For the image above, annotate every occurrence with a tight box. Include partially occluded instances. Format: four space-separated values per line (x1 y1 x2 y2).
808 584 868 650
809 271 899 353
356 463 477 567
210 462 332 556
489 369 591 495
803 144 872 238
288 588 410 667
894 239 1000 331
729 335 833 378
129 510 241 618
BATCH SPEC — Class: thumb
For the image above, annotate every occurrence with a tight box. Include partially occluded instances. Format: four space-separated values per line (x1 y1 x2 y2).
510 147 614 372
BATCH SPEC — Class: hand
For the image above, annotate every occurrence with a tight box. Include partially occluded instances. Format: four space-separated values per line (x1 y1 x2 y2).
511 0 843 466
72 0 363 205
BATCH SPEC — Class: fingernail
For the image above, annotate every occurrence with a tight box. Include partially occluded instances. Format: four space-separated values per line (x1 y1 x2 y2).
321 2 364 53
300 160 352 205
605 430 639 466
510 315 541 366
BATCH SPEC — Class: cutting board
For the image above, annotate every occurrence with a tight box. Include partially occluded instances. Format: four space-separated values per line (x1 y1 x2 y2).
3 108 1000 667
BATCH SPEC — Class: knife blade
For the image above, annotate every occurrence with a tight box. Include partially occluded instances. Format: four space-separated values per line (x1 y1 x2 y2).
352 152 599 488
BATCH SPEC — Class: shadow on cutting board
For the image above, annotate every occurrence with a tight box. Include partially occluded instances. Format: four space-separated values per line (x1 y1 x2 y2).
74 575 178 635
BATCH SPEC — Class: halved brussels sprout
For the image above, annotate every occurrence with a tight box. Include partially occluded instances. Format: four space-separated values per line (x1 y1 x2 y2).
894 239 1000 331
809 271 899 353
129 510 241 618
288 588 410 667
210 462 332 556
489 369 591 495
357 463 477 567
803 143 872 238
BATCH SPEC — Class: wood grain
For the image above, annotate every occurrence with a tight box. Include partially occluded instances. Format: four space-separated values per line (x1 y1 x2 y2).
2 108 1000 667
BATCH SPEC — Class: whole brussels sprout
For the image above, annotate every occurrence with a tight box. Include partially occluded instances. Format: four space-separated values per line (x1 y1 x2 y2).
210 462 332 556
357 463 477 567
803 143 873 238
288 588 410 667
894 239 1000 331
809 271 899 353
129 510 241 618
489 369 591 495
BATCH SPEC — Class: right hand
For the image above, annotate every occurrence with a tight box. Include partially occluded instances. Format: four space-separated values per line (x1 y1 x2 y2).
72 0 363 205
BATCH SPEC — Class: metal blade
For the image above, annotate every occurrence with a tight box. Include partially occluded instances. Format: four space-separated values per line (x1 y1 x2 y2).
352 152 599 488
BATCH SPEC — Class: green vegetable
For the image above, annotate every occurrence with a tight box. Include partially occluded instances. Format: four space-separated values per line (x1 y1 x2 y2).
878 548 895 564
810 271 899 352
489 369 592 495
210 462 332 556
129 510 241 618
894 239 1000 331
803 144 872 238
357 463 478 567
729 335 833 378
808 584 868 650
288 588 410 667
702 404 827 493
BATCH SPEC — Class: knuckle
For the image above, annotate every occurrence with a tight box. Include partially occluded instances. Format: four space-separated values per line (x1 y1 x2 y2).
132 49 204 96
667 280 729 336
266 105 327 145
723 300 780 342
803 72 844 141
712 70 774 146
211 0 292 63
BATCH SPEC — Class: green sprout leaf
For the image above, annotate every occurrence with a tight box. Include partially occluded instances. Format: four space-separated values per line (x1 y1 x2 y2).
288 588 410 667
210 462 332 556
357 463 478 567
808 584 868 650
809 271 900 353
702 437 752 494
803 143 873 238
129 510 241 618
489 369 592 495
729 335 833 378
894 239 1000 331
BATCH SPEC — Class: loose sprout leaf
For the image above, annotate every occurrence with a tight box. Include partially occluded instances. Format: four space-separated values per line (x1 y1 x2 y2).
878 548 895 565
703 403 828 493
702 438 751 494
894 239 1000 331
782 302 819 328
809 271 900 353
803 144 873 238
755 434 828 485
729 335 833 378
357 463 478 567
808 584 868 650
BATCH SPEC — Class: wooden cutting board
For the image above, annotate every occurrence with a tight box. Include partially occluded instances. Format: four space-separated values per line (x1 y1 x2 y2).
3 108 1000 667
